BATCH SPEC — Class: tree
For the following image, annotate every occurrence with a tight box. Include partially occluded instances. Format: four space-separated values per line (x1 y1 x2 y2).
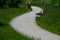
44 0 46 11
26 0 32 10
8 0 22 8
0 22 4 26
0 0 7 8
0 0 22 8
58 0 60 6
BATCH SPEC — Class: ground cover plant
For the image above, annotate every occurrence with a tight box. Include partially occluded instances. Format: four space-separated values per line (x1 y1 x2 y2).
32 0 60 35
0 7 32 40
36 4 60 35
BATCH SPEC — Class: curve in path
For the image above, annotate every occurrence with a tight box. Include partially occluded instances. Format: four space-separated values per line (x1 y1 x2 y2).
10 6 60 40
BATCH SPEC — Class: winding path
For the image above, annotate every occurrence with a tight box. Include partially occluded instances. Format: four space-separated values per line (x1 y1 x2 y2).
10 6 60 40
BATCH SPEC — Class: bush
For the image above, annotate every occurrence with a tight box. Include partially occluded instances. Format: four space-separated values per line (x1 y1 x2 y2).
0 22 4 26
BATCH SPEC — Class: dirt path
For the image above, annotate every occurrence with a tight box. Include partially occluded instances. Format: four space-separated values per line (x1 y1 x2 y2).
10 6 60 40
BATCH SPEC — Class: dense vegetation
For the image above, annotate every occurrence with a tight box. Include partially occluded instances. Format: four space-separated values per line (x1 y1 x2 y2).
0 0 27 8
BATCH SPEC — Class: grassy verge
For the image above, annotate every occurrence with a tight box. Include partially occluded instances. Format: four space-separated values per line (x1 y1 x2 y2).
36 6 60 35
32 0 60 35
0 7 32 40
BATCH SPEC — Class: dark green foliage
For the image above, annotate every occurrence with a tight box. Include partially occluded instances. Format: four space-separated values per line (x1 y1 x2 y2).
8 0 22 8
0 0 7 8
0 22 4 26
0 0 22 8
27 4 32 11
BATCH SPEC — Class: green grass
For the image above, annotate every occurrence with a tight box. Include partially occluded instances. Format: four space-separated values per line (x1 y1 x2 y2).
32 0 60 35
0 7 32 40
36 6 60 35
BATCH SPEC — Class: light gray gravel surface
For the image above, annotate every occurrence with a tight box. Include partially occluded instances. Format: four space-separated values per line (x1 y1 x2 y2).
10 6 60 40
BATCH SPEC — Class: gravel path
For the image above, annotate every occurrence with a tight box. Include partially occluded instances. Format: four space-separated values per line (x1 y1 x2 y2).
10 6 60 40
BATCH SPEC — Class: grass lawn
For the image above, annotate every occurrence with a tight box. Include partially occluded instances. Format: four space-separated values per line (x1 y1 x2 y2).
36 6 60 35
31 0 60 35
0 7 32 40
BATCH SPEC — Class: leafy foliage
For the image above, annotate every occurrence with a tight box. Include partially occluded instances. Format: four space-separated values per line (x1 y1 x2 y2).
0 0 23 8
